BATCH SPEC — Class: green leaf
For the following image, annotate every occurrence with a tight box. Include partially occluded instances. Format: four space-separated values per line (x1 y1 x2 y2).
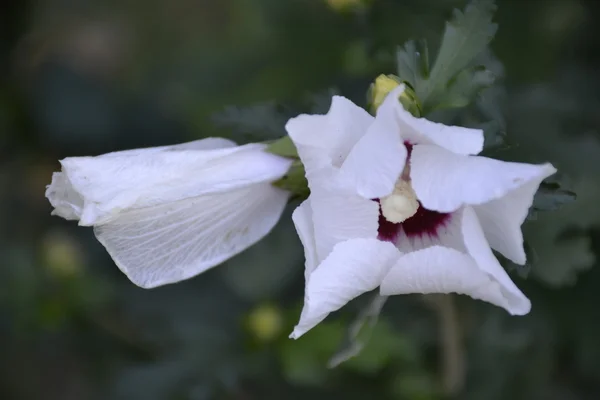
424 0 497 102
396 39 430 94
434 66 496 110
397 0 498 114
524 178 593 287
531 182 577 213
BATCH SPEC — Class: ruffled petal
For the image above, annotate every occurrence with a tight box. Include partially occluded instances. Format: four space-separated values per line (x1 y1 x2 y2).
306 169 380 262
473 166 555 264
290 238 400 339
339 89 407 199
380 245 511 309
386 86 484 155
47 140 291 225
46 172 85 221
292 199 319 278
94 183 290 288
286 96 373 173
381 207 531 315
410 143 556 213
460 207 530 315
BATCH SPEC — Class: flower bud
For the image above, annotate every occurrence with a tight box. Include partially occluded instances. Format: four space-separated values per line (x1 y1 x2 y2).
368 74 422 117
246 303 283 343
326 0 367 12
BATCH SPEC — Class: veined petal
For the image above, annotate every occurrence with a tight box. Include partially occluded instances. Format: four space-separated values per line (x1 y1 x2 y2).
385 85 484 155
473 165 556 264
410 144 556 213
102 137 238 157
340 90 407 199
307 169 380 262
286 96 373 173
380 246 512 311
290 238 400 339
94 183 290 288
292 200 318 278
460 207 530 315
47 140 292 225
381 207 531 315
46 137 238 224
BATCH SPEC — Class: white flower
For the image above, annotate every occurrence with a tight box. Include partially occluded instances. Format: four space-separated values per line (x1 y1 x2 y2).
287 85 556 339
46 137 292 288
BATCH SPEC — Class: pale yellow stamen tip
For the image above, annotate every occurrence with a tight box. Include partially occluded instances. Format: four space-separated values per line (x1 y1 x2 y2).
380 180 419 223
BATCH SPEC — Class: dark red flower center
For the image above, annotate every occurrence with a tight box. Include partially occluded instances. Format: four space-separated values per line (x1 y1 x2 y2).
376 200 450 242
375 142 450 243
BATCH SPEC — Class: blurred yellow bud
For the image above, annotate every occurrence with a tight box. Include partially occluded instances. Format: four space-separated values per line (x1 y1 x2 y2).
326 0 366 12
246 303 283 343
42 230 82 278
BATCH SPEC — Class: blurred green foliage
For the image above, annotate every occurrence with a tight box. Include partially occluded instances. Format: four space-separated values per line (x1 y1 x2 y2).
1 0 600 399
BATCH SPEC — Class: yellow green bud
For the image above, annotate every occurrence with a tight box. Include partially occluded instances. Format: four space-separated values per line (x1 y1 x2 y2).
326 0 367 12
368 74 422 117
368 74 402 112
42 231 82 278
246 303 283 343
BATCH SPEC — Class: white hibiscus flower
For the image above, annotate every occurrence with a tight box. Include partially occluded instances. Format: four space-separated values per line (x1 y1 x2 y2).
287 85 556 339
46 137 292 288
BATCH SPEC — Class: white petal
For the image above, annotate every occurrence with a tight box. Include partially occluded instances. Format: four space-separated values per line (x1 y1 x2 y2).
46 172 85 220
306 169 380 262
460 207 530 315
473 165 556 264
286 96 373 173
339 90 407 198
102 137 238 157
385 85 484 155
290 238 400 339
381 207 530 315
50 143 291 225
380 246 514 311
292 200 318 278
410 144 556 213
94 183 290 288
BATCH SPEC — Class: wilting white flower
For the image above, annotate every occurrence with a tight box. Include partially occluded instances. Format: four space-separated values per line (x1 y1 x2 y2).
46 138 292 288
287 85 556 339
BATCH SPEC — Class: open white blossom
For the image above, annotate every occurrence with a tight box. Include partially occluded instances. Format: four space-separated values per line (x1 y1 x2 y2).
287 85 556 339
46 137 292 288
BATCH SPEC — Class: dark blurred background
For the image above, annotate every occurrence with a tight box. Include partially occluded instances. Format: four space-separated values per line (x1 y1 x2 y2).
1 0 600 399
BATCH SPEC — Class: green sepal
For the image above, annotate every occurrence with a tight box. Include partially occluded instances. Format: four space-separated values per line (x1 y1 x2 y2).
398 82 423 118
266 136 299 159
272 160 310 200
266 136 310 199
